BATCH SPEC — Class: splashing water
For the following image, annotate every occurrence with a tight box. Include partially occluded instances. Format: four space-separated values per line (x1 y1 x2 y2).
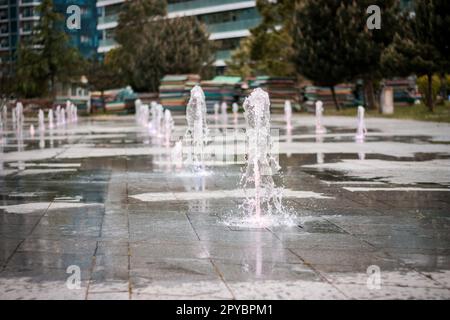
135 100 150 127
355 106 367 142
171 140 183 169
163 109 174 147
61 108 66 126
12 107 16 129
315 100 326 134
221 102 228 123
225 88 294 228
213 103 219 121
55 105 61 127
284 100 292 131
185 85 209 171
65 101 77 124
66 101 72 124
38 109 45 132
48 109 54 129
16 102 24 127
232 103 239 125
150 103 164 137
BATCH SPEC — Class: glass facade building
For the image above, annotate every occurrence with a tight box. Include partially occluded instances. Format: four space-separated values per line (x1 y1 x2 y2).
97 0 261 67
1 0 417 74
0 0 97 69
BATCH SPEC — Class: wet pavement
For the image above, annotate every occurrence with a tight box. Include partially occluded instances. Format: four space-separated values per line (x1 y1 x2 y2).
1 114 450 299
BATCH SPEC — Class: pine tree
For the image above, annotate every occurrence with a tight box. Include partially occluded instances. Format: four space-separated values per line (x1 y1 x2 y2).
382 0 446 112
16 0 84 98
292 0 351 110
292 0 398 110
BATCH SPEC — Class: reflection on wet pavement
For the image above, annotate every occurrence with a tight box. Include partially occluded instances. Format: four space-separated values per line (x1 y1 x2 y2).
0 114 449 299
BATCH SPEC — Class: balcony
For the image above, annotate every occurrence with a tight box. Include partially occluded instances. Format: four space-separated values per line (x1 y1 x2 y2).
97 14 119 30
19 28 33 35
98 38 118 53
215 50 232 61
168 0 256 17
207 17 260 34
20 14 40 20
98 14 119 25
19 0 41 6
169 0 252 12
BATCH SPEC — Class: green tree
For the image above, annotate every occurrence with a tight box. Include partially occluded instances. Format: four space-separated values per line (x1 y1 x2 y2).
382 0 445 112
85 58 125 101
15 0 84 98
227 0 295 78
292 0 351 110
293 0 398 111
113 0 214 92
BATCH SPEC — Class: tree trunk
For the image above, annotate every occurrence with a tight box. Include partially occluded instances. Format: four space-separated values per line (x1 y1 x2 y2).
427 73 434 112
330 86 340 111
364 78 378 111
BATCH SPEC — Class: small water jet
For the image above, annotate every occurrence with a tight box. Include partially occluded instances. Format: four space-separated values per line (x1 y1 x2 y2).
284 100 292 131
55 105 61 126
134 99 143 124
355 106 367 142
38 109 45 132
150 103 163 137
213 103 219 121
48 109 54 129
232 103 239 125
39 129 45 149
315 100 326 134
29 124 35 137
185 85 209 171
171 140 183 169
61 108 66 126
226 88 293 227
163 109 174 147
12 107 16 129
16 102 24 127
221 102 228 123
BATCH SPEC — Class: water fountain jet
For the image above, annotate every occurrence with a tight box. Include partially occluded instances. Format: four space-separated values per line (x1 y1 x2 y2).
355 106 367 142
229 88 291 227
185 85 209 171
315 100 326 134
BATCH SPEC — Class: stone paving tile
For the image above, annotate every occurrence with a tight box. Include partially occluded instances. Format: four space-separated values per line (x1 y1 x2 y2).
130 280 233 300
6 251 93 270
289 247 397 267
17 238 97 255
212 259 319 282
87 291 129 300
0 278 89 300
1 115 450 299
205 244 301 264
228 280 347 299
334 284 450 300
320 269 444 289
130 243 209 260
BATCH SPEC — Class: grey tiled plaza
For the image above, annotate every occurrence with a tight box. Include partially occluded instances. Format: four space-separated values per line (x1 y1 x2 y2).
1 114 450 299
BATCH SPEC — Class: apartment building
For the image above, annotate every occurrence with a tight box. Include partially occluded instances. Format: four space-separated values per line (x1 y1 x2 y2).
97 0 262 68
